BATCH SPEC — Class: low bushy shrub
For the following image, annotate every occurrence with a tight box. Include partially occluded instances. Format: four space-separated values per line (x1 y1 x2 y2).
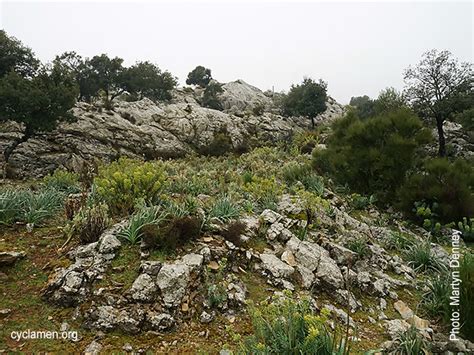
241 292 350 354
118 205 165 245
67 203 110 244
313 108 431 201
208 196 241 223
43 169 81 193
393 326 429 355
460 252 474 340
403 241 446 273
94 158 168 214
243 176 283 211
420 273 451 324
398 158 474 224
0 188 64 226
458 217 474 242
346 237 371 259
200 129 233 157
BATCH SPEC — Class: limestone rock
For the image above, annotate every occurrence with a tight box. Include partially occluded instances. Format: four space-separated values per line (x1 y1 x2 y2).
84 340 102 355
286 237 343 289
156 263 191 308
0 251 25 266
259 253 295 279
129 274 158 302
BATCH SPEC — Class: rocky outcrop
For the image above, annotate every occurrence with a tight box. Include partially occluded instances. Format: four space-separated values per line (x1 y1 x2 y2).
3 80 344 178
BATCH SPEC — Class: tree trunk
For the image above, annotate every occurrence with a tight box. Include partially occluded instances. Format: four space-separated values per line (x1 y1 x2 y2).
311 116 315 129
436 117 446 157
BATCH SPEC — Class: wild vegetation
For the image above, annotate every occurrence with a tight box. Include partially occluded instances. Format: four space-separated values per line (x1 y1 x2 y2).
0 29 473 353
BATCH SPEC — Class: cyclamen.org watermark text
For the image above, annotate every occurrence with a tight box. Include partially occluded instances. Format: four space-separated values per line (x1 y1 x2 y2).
449 230 462 341
10 329 78 342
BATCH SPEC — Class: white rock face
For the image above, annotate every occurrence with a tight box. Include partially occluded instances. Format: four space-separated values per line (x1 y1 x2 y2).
286 236 344 289
220 80 273 113
3 80 344 178
259 253 295 279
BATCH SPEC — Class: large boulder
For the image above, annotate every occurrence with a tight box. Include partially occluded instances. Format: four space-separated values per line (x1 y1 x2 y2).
286 237 344 289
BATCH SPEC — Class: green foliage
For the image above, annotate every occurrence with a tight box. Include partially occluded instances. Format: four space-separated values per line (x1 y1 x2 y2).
384 232 414 251
241 293 350 354
186 65 212 87
460 252 474 340
66 203 110 244
201 81 223 110
208 195 241 223
252 103 265 116
458 217 474 242
404 49 472 156
94 158 168 214
0 188 64 226
349 193 377 210
420 273 451 324
346 237 371 259
349 95 375 119
455 108 474 131
43 169 81 193
393 326 429 355
398 158 474 224
87 54 124 103
200 129 233 157
243 176 283 211
0 30 39 78
118 204 164 245
0 64 78 137
204 258 228 308
282 78 327 128
403 241 446 273
313 108 431 200
122 61 177 101
291 131 321 154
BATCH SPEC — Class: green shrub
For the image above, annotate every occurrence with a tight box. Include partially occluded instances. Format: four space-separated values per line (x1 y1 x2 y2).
291 131 321 154
346 237 371 259
398 158 474 224
282 162 311 185
393 326 429 355
0 190 26 225
458 217 474 242
0 188 64 226
349 193 377 210
384 232 414 251
201 81 223 110
403 241 446 273
208 196 241 223
43 169 81 193
241 292 350 354
200 130 233 157
313 108 431 201
67 203 110 244
460 252 474 340
243 176 283 211
94 158 168 214
118 205 164 245
420 274 451 324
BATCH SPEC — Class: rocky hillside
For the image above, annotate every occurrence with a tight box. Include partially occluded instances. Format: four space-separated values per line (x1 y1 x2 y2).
1 146 472 353
0 80 343 179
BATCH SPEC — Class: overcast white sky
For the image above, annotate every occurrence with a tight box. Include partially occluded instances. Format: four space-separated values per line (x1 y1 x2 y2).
1 0 472 103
